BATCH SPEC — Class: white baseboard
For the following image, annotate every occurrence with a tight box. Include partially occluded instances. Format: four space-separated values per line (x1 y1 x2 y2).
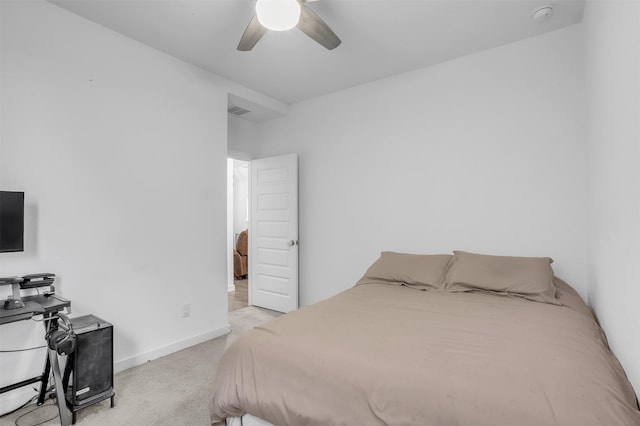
0 386 38 416
228 283 236 292
114 325 231 373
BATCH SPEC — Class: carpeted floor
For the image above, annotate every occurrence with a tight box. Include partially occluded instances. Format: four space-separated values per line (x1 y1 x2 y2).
228 279 248 312
1 306 281 426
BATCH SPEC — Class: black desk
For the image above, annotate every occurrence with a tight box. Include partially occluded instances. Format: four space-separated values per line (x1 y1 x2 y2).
0 294 69 325
0 294 71 425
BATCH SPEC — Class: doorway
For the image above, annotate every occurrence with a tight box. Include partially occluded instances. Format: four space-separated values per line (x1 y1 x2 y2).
226 153 299 313
227 157 249 312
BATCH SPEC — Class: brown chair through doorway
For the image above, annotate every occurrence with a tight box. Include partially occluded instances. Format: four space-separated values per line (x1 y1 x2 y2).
234 229 248 279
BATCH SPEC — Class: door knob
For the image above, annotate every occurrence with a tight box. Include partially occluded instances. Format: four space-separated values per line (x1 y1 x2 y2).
288 240 298 247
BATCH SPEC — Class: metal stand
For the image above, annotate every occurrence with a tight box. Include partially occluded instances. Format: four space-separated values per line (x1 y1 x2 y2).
47 347 70 426
0 313 71 426
0 276 71 424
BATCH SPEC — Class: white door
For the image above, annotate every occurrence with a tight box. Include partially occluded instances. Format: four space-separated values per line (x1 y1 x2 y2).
249 154 299 313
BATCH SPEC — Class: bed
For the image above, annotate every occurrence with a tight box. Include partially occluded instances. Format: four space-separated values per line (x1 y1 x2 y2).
210 251 640 425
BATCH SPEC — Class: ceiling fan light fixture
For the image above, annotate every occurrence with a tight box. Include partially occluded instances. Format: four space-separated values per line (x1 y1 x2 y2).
255 0 301 31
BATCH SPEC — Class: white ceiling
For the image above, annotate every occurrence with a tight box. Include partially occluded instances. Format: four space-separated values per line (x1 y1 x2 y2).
49 0 584 108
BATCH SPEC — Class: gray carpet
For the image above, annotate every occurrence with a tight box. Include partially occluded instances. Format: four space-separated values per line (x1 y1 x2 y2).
1 307 281 426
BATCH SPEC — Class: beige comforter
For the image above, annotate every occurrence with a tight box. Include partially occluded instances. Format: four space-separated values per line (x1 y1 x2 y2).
210 280 640 425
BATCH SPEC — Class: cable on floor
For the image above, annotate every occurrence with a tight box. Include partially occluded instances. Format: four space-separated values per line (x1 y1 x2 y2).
13 401 58 426
0 392 38 418
0 346 47 353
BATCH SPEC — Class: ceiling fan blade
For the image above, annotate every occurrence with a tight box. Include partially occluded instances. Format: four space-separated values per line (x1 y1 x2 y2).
237 15 266 51
297 3 341 50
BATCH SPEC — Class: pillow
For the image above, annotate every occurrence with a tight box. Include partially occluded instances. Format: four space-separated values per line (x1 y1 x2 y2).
442 251 560 305
356 251 452 289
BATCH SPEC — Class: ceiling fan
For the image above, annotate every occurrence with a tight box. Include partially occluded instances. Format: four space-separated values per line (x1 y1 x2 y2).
237 0 341 51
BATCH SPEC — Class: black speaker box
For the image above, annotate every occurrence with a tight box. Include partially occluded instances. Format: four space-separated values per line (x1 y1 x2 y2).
63 314 115 415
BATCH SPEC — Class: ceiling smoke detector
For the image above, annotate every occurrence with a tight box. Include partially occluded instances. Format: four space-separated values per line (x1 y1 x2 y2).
532 6 553 21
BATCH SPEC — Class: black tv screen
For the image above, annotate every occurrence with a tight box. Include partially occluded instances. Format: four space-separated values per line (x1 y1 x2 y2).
0 191 25 253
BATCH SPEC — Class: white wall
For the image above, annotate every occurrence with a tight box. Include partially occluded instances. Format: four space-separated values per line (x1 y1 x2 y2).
254 25 588 306
0 0 229 412
228 114 259 157
233 160 249 237
584 0 640 394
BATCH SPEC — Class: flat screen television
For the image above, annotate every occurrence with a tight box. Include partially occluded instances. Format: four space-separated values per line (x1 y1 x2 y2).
0 191 25 253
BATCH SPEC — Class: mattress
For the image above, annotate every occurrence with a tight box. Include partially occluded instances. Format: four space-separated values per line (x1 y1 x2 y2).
210 279 640 425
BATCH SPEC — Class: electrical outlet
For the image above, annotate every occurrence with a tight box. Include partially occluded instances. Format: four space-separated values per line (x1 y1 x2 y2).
182 304 191 318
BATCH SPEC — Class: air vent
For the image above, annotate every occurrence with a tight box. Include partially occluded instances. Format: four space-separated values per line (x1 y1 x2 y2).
228 106 251 116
